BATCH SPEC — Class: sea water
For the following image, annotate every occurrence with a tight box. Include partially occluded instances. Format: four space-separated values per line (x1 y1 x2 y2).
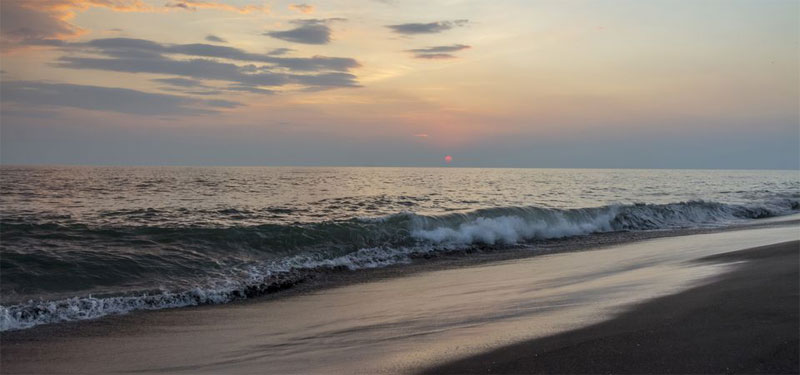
1 166 797 330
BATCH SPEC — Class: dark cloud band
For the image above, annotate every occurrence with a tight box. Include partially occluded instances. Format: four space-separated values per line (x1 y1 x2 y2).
386 19 468 34
48 37 361 94
407 44 470 54
1 81 238 115
80 37 360 72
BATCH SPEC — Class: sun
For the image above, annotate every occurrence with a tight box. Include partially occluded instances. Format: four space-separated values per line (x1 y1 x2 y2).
444 155 453 163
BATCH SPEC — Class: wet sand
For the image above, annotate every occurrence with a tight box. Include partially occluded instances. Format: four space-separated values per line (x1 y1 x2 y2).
1 225 798 374
423 240 799 374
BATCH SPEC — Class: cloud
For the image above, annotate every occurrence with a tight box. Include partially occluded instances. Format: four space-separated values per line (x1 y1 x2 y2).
289 72 360 87
152 77 206 87
412 53 457 59
0 0 151 49
56 55 291 86
72 37 360 71
407 44 471 59
386 19 468 35
1 0 266 50
264 56 360 72
288 3 314 14
264 18 345 45
268 47 294 56
161 88 224 96
164 1 268 14
205 99 241 108
1 81 236 115
1 1 79 45
226 85 275 95
407 44 470 54
88 37 163 51
205 34 227 43
23 39 69 47
52 37 362 91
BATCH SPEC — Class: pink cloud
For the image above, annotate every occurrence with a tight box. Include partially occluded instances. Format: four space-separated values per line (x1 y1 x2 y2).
1 0 152 50
1 0 268 50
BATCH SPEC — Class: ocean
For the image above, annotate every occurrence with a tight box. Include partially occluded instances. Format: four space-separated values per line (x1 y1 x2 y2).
1 166 798 331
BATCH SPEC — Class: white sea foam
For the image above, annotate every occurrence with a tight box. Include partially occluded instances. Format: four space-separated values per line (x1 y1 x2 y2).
412 211 618 245
0 244 435 332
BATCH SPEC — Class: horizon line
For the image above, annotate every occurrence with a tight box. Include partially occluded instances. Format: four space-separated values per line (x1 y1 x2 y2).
1 163 797 172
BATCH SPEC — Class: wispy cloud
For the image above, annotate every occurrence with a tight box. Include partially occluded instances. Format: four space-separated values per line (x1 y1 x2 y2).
407 44 470 59
152 77 207 87
226 85 275 95
267 47 294 56
288 4 314 14
412 53 457 59
264 18 345 45
204 34 226 43
407 44 471 54
386 19 468 35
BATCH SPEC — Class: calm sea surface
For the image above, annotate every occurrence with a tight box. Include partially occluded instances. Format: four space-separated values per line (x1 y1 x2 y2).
1 166 798 330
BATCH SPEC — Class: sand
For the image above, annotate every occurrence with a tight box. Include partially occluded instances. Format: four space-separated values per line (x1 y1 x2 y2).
1 225 798 374
423 240 799 374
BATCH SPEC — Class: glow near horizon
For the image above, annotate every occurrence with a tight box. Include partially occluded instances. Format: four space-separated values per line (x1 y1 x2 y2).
0 0 797 168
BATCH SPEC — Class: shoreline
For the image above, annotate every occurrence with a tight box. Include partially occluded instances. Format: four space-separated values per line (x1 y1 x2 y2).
2 216 799 335
2 216 799 336
1 224 798 374
422 240 799 374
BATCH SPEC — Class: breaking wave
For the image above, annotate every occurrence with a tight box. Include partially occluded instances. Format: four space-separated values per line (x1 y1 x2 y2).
2 198 797 331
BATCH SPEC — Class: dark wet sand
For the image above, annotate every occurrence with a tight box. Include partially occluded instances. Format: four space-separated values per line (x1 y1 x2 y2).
423 241 800 374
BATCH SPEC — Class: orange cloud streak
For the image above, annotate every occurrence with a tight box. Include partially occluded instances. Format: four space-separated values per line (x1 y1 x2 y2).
166 1 269 14
50 0 153 13
288 3 314 14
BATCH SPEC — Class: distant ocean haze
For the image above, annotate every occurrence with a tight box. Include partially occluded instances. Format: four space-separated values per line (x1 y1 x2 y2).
1 166 798 331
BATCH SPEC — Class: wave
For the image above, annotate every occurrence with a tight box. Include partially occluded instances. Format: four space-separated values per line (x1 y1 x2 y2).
2 198 798 331
409 199 797 245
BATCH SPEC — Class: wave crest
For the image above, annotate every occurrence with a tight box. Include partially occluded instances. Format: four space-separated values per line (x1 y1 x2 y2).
409 200 796 246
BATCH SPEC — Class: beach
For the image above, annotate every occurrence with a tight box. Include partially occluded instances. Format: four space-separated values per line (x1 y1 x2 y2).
2 224 798 374
425 240 799 374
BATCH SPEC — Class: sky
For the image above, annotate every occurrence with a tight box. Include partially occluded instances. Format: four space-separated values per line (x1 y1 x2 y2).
0 0 798 168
